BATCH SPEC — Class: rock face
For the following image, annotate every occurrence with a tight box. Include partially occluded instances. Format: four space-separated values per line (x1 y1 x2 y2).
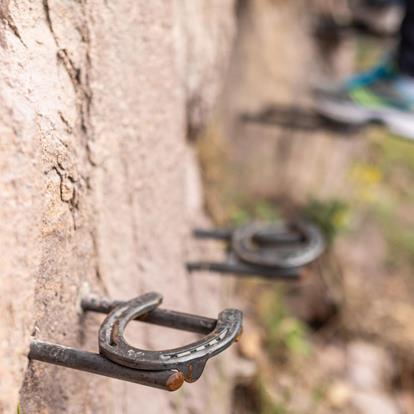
0 1 236 413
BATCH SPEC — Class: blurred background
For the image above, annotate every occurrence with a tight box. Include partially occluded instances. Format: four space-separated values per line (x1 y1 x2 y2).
195 0 414 413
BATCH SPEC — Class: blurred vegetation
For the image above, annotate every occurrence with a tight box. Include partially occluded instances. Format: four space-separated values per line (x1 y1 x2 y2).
229 200 282 226
235 377 294 414
301 199 350 244
197 11 414 411
245 372 329 414
350 31 414 268
257 287 311 359
373 133 414 176
258 385 292 414
350 129 414 268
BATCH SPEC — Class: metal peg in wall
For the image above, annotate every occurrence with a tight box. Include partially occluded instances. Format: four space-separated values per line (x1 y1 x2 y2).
29 292 243 391
240 104 361 134
187 220 325 280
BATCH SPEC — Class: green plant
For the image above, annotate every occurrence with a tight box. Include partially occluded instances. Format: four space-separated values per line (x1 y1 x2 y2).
301 199 350 244
258 288 311 359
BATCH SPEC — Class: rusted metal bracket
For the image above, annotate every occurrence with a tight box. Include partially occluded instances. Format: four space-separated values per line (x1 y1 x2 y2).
187 221 325 280
29 292 243 391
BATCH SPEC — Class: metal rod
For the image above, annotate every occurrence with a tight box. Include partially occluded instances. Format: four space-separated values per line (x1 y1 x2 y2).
186 261 301 279
253 230 303 245
81 297 216 335
240 106 360 134
192 228 233 241
29 340 184 392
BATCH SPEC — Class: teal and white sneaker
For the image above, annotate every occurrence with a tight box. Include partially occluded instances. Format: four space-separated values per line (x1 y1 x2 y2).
314 61 414 140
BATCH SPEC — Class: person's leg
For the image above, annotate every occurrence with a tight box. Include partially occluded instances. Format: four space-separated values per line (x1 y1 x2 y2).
398 1 414 76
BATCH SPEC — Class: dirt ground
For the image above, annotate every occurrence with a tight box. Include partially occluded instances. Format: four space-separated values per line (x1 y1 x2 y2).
196 1 414 413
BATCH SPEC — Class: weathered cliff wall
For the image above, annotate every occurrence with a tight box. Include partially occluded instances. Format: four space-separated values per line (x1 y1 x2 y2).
0 1 236 413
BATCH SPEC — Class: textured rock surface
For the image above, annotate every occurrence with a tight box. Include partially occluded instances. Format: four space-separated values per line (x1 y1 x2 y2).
0 1 236 413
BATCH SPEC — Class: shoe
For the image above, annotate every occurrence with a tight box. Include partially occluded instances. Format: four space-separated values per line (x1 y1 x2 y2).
314 61 414 140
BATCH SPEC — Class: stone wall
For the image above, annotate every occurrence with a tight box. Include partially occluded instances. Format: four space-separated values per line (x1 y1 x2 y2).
0 1 236 413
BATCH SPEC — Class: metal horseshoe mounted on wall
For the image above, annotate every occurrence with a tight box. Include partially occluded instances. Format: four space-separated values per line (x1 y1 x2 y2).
29 292 243 391
187 220 325 280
